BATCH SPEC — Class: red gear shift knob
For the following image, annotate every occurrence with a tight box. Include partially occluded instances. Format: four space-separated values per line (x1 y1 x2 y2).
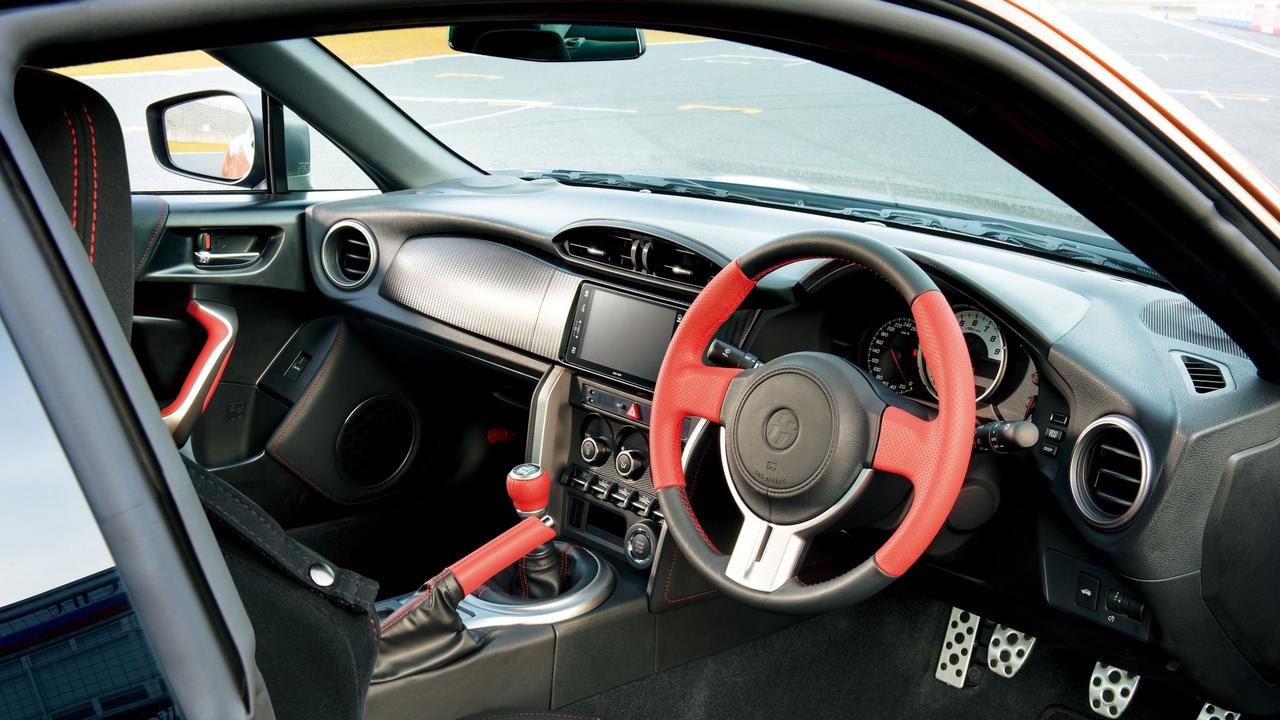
506 463 550 516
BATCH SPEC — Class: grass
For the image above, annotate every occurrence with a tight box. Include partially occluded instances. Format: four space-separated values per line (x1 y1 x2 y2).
56 27 707 77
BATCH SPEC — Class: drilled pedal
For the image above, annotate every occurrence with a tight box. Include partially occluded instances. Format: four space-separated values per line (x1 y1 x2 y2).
935 607 980 688
987 624 1036 678
1089 662 1139 717
1196 702 1241 720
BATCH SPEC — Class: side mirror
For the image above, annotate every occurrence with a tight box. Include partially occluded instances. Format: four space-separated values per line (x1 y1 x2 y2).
448 23 645 62
146 91 265 187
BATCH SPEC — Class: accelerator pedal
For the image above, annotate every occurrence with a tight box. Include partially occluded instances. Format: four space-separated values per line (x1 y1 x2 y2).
1196 703 1241 720
935 607 981 688
987 624 1036 678
1088 662 1140 717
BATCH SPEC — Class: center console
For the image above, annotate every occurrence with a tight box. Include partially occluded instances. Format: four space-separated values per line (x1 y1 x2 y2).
533 282 753 583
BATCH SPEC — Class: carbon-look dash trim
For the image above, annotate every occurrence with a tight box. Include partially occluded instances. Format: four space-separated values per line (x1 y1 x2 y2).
381 236 581 359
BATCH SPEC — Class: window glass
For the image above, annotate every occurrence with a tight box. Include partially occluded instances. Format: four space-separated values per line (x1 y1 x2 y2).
55 53 374 192
0 317 183 720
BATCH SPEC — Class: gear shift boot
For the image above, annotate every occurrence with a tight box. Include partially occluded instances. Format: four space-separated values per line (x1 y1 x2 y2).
475 542 603 605
521 543 566 599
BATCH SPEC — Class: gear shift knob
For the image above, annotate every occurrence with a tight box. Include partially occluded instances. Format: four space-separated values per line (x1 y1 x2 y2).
506 463 550 517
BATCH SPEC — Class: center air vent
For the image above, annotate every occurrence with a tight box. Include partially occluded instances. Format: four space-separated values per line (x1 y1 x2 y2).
321 219 378 290
556 225 720 289
1069 416 1152 530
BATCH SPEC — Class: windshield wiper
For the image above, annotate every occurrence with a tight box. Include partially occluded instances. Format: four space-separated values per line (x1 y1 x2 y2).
520 169 1161 282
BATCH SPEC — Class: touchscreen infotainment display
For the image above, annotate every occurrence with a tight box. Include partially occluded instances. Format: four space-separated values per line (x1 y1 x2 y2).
565 285 683 386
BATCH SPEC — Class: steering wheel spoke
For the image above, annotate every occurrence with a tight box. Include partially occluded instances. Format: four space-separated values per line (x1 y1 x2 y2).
725 511 809 592
670 364 744 423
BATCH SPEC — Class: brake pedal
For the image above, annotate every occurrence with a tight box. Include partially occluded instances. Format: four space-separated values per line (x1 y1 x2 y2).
1088 662 1139 717
1196 702 1241 720
935 607 980 688
987 624 1036 678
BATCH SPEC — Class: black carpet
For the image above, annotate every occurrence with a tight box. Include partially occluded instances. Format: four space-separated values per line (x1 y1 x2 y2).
563 589 1200 720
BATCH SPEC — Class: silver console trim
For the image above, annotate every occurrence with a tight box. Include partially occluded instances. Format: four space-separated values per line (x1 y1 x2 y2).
457 546 615 629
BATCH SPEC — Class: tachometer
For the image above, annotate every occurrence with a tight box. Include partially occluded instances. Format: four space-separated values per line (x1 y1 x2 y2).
919 308 1007 403
866 317 920 394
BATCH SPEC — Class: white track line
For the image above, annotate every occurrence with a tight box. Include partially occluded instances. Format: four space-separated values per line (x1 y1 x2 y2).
424 104 541 129
1149 17 1280 60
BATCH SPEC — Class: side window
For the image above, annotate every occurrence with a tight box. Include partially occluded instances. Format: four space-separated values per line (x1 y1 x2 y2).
55 52 375 192
0 318 183 719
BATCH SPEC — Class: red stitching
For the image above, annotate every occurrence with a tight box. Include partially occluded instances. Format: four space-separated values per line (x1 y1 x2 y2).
749 255 844 280
134 196 168 275
60 109 78 238
80 103 98 264
664 446 720 605
367 611 380 666
559 544 570 585
381 570 447 630
518 558 529 599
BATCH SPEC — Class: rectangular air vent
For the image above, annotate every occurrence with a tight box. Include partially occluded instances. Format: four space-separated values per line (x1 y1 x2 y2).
1175 353 1230 394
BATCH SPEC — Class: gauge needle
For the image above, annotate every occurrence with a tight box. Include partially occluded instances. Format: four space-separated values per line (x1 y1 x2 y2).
890 349 906 377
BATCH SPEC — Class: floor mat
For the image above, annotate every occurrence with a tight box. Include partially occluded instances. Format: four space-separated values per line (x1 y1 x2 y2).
563 588 1196 720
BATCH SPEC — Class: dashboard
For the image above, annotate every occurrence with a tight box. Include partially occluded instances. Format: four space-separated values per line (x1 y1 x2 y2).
303 175 1280 712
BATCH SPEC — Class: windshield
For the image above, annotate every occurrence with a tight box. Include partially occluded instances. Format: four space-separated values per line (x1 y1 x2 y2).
324 29 1098 229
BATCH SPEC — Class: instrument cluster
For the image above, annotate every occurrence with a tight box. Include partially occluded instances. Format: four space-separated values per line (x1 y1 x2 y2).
864 306 1009 404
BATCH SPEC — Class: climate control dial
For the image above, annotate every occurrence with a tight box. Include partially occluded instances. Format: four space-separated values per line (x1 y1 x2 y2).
615 448 647 480
580 435 611 465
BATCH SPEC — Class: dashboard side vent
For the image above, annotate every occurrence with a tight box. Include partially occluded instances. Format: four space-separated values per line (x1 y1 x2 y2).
556 225 720 289
1175 352 1230 394
321 220 379 290
1069 416 1152 530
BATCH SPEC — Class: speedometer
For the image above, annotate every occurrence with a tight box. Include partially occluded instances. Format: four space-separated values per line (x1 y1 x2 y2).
866 317 920 394
919 308 1007 403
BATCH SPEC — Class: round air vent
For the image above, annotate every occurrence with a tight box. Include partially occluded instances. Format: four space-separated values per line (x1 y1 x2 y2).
336 395 417 488
321 219 378 290
1069 415 1153 530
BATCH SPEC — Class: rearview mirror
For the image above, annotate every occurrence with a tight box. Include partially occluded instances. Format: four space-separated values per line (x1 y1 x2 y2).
448 24 645 62
146 91 264 187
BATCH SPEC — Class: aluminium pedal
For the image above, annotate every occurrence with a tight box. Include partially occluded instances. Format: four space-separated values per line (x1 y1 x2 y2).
986 624 1036 678
935 607 980 688
1088 662 1140 717
1196 702 1241 720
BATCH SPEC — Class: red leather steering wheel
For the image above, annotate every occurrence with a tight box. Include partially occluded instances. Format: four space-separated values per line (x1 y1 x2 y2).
651 231 975 613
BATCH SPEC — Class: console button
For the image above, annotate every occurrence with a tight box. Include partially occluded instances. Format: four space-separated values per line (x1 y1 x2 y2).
1049 412 1069 426
1076 572 1100 611
580 435 611 466
624 523 658 568
1044 427 1064 442
626 402 642 421
615 449 647 480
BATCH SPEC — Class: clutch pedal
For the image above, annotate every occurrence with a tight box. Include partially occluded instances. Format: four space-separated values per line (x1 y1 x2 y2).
1088 662 1139 717
986 624 1036 678
935 607 980 688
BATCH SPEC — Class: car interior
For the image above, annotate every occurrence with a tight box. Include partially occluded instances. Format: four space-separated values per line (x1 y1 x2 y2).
3 2 1280 720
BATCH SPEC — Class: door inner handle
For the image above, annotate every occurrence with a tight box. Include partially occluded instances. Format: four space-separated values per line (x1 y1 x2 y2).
194 250 261 268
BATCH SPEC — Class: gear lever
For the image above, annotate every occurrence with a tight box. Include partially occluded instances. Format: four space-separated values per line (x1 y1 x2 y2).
504 463 567 599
